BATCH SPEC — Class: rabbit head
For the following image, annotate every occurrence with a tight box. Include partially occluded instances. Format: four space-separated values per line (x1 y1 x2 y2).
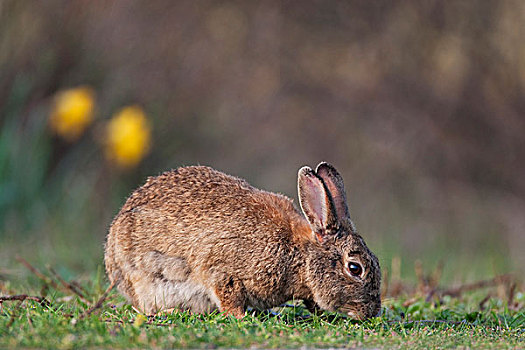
298 162 381 320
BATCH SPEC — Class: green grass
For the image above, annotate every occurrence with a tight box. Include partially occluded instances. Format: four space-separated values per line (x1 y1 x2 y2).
0 81 523 348
1 267 523 349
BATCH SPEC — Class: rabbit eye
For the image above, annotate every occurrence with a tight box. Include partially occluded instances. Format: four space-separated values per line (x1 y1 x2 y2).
347 262 363 277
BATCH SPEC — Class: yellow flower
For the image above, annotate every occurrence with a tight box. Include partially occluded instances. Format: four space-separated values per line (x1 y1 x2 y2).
105 105 151 168
50 86 95 141
133 314 147 327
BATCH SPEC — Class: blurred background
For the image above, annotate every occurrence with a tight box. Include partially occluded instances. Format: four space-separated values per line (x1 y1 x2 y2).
1 0 524 283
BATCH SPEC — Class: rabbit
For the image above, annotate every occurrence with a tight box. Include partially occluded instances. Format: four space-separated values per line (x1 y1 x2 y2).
104 162 381 319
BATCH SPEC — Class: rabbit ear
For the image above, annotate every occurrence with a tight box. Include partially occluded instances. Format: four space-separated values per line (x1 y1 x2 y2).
298 166 338 242
315 162 356 231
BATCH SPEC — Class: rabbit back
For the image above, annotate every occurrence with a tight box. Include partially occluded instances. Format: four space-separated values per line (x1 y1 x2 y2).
105 166 309 314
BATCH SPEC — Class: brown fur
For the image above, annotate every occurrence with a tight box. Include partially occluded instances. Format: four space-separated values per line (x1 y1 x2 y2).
104 164 381 319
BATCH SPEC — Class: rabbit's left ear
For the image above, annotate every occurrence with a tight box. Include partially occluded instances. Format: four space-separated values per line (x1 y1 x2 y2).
316 162 355 231
298 166 338 242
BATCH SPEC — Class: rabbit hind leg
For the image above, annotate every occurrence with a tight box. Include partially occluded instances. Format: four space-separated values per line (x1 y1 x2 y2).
132 252 219 315
131 272 219 315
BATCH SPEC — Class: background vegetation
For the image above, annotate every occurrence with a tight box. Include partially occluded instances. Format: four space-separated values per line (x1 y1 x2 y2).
0 1 524 347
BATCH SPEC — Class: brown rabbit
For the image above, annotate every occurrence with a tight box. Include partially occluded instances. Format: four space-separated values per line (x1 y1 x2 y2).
104 162 381 319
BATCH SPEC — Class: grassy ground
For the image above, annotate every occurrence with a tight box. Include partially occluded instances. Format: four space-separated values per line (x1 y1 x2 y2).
2 79 524 348
1 261 523 349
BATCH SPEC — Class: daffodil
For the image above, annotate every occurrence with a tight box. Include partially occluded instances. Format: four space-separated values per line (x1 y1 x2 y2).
49 86 95 141
105 105 151 168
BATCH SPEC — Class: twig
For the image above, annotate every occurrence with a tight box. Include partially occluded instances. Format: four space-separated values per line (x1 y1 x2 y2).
425 288 437 302
402 297 419 308
102 318 175 327
77 279 116 320
15 256 59 290
430 261 444 289
414 260 425 293
0 294 50 306
71 281 89 296
387 319 467 326
439 275 512 297
47 266 91 305
478 294 491 310
1 294 51 330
